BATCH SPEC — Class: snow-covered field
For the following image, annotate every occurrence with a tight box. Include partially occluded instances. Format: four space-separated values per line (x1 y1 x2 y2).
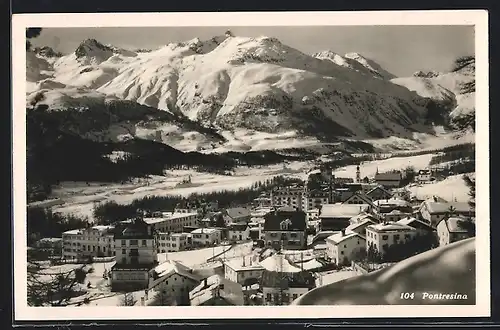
50 161 312 220
334 153 435 179
408 173 472 203
361 129 475 152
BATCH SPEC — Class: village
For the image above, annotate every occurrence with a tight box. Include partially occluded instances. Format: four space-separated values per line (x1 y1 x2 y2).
28 163 476 307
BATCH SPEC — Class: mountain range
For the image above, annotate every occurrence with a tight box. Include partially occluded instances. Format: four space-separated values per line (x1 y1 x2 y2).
26 34 475 153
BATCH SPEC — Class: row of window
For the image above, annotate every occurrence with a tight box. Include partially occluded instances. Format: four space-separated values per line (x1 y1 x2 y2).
120 239 148 246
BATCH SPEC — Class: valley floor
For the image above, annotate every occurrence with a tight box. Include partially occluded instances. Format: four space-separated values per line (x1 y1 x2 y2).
45 150 473 220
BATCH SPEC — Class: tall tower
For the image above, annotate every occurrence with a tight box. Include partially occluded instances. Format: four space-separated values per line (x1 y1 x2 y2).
356 165 361 183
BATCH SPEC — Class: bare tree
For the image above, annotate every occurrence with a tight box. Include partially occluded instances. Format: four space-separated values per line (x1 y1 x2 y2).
120 292 138 306
148 289 178 306
27 262 88 306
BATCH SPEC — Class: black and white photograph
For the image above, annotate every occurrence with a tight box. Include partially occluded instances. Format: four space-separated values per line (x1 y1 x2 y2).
12 10 489 320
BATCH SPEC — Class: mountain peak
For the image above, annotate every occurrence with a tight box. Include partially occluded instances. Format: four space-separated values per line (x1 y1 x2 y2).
74 38 115 65
344 52 396 80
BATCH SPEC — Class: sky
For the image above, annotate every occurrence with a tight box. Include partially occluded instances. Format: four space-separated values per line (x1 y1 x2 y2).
31 26 474 77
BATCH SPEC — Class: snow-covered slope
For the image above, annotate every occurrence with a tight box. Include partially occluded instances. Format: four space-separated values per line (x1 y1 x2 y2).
293 238 475 305
391 56 475 130
313 51 395 80
27 35 457 152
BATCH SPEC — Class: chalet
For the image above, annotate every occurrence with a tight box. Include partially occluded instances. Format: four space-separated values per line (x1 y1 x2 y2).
189 275 244 306
397 217 435 235
365 222 418 257
224 255 265 285
374 171 403 188
222 207 251 224
417 169 432 183
419 199 474 227
227 222 251 242
260 254 316 305
366 185 393 201
325 230 366 266
318 204 372 231
436 217 475 247
149 260 202 305
263 208 307 250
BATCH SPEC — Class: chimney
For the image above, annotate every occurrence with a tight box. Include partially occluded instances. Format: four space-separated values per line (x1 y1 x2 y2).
203 278 208 288
341 229 345 236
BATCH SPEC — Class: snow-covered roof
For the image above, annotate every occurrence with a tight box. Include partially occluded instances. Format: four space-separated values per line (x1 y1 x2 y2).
367 222 416 233
345 218 376 233
349 212 378 225
143 212 198 225
260 253 302 273
191 228 220 234
423 201 472 214
326 232 365 245
224 256 264 272
374 198 410 207
226 207 250 219
295 258 323 271
151 260 201 286
189 274 244 306
319 204 370 218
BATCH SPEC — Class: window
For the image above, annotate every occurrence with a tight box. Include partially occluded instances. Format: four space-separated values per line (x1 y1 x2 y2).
394 235 400 241
142 240 147 246
121 240 126 246
122 249 126 254
130 240 138 246
340 251 344 255
293 294 298 300
382 235 388 241
343 244 347 248
266 293 272 300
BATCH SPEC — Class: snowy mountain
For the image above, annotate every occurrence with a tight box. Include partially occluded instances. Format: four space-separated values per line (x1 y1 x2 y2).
27 35 456 152
391 56 475 130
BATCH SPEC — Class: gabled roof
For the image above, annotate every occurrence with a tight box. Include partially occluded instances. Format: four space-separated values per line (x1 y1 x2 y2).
150 260 202 289
189 274 244 306
397 217 434 230
260 253 302 273
366 185 393 197
263 210 307 231
345 218 376 234
326 232 365 245
342 192 375 206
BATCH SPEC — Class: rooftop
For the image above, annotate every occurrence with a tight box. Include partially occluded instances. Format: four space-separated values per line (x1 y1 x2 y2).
367 222 416 233
326 232 365 245
143 212 198 225
375 171 402 181
423 201 473 214
191 228 220 234
224 256 264 271
319 204 370 218
374 198 410 208
189 274 244 306
226 207 251 219
151 260 201 286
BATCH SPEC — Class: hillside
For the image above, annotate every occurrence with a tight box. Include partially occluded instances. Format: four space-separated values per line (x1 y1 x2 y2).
391 56 475 130
27 35 454 152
